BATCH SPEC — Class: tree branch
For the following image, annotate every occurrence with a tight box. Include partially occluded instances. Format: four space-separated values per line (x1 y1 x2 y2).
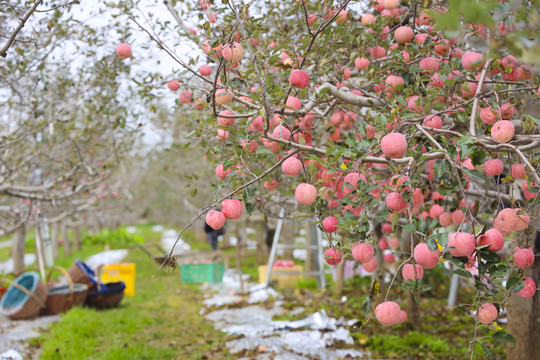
0 0 43 58
468 58 491 137
318 82 387 108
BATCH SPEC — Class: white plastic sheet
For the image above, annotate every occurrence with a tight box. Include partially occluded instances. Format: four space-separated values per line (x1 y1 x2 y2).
160 230 190 256
0 350 22 360
125 226 137 234
85 249 128 269
226 328 366 359
200 259 366 359
0 254 36 275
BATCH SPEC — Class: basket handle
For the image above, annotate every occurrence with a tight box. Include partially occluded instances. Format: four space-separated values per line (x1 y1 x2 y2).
95 265 104 292
12 266 41 278
0 276 46 308
46 266 74 303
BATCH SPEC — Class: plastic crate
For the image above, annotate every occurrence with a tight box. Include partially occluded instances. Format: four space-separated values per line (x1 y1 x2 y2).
181 262 225 284
258 265 304 288
101 263 136 297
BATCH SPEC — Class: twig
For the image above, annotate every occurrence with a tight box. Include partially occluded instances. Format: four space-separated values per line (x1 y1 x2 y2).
229 0 272 130
0 0 43 58
153 149 301 277
384 256 413 301
35 0 78 12
165 0 198 42
499 143 540 184
129 16 213 85
468 58 492 136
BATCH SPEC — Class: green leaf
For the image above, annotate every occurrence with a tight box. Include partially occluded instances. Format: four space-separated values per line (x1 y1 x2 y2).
454 268 473 278
391 213 399 231
492 331 515 344
480 341 495 360
369 280 380 299
362 296 371 316
403 222 416 233
506 275 523 291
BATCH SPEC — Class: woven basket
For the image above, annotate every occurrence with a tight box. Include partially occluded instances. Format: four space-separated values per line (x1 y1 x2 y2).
86 281 125 309
0 272 46 320
42 266 88 315
68 260 98 293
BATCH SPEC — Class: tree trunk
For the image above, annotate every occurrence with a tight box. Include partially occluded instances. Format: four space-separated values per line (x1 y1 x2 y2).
507 256 540 360
406 292 420 327
234 223 245 294
73 225 82 251
282 222 294 260
50 222 59 259
90 214 101 234
334 256 345 295
12 226 26 274
401 230 420 327
62 221 71 256
305 223 316 280
256 221 267 265
221 231 230 248
373 223 385 302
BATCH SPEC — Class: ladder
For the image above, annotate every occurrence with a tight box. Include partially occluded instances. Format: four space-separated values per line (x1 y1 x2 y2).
264 208 326 289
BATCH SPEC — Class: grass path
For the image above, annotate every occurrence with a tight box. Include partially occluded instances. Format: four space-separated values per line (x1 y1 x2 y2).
22 224 506 359
32 229 233 360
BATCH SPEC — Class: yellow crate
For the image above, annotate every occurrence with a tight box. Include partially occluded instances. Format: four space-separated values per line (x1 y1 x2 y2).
101 263 136 297
258 265 304 288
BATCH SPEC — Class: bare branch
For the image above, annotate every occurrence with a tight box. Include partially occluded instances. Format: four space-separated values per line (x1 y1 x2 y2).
468 58 492 136
318 82 387 108
0 0 44 58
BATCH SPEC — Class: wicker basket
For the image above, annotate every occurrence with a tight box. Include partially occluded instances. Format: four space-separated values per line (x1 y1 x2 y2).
85 281 125 309
68 260 98 293
0 272 46 320
42 266 88 315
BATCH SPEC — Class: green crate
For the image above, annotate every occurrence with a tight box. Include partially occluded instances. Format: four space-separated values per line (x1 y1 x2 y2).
180 262 225 284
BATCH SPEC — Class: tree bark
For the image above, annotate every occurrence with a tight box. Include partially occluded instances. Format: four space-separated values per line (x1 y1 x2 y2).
334 255 345 295
507 256 540 360
12 226 26 274
401 230 420 327
220 230 230 248
62 220 71 256
50 222 59 259
234 223 245 294
256 220 267 265
90 214 101 234
406 292 420 327
282 222 294 260
73 225 82 251
305 223 316 280
373 224 385 302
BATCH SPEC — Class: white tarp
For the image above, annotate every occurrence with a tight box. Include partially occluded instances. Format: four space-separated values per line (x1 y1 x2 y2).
85 249 128 269
0 254 36 275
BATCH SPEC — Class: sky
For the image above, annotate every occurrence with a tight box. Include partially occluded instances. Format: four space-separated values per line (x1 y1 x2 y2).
1 0 204 146
2 0 368 147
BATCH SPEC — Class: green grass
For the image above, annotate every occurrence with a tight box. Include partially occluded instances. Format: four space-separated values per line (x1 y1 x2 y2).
18 224 507 359
32 225 234 360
